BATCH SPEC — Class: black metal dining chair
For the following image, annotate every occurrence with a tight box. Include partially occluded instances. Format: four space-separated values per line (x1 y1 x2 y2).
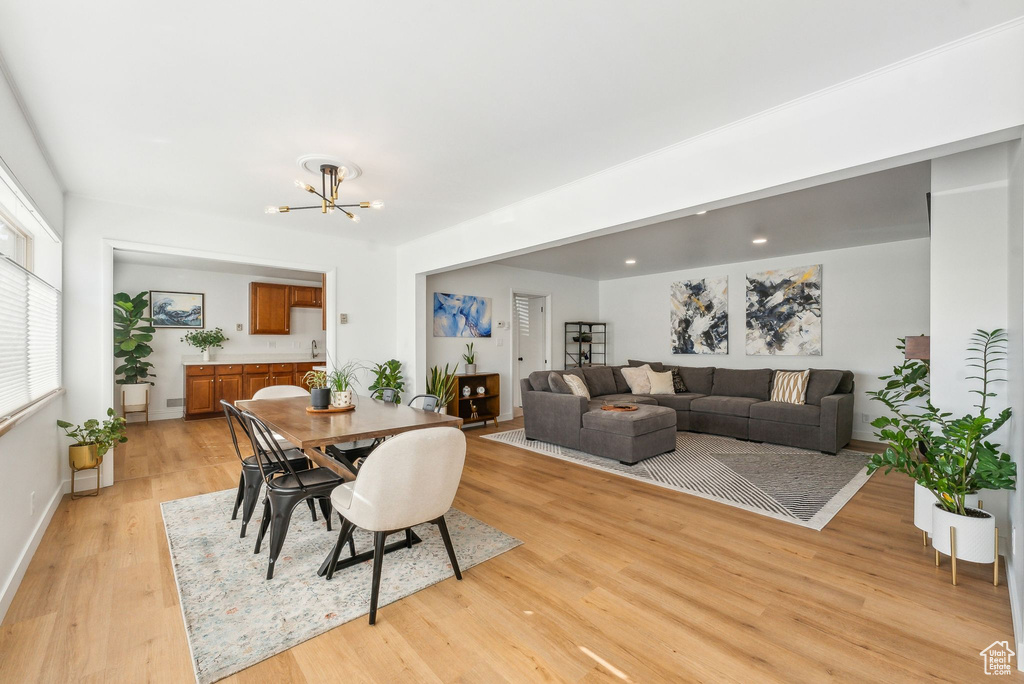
222 401 316 538
373 388 397 403
407 394 442 412
242 410 351 579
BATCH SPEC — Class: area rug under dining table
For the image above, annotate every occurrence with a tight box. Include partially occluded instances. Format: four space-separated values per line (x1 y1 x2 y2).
162 488 521 684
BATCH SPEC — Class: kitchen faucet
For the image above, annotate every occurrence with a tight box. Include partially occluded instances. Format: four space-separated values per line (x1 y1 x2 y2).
311 340 318 359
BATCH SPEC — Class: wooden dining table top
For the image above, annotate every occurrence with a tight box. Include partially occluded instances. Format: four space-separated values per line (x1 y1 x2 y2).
234 395 463 451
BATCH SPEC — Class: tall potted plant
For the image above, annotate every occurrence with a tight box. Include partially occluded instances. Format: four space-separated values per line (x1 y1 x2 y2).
368 359 404 403
114 292 156 409
868 330 1015 581
181 327 228 361
463 343 477 374
426 363 459 414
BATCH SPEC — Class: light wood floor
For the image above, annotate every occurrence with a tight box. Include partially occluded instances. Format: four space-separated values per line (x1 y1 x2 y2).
2 417 1020 682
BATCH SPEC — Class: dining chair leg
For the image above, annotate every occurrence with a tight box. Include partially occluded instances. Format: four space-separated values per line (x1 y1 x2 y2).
239 469 265 538
318 497 333 531
231 474 245 520
306 498 318 522
254 499 271 554
369 531 387 625
435 515 463 580
325 519 355 580
405 528 413 548
266 495 304 580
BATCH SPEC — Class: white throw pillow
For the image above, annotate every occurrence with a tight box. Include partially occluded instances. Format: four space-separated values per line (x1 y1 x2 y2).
620 364 652 394
647 369 675 395
563 374 591 399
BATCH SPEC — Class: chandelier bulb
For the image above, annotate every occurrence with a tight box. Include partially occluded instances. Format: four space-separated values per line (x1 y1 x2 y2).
265 206 279 214
349 213 361 223
370 200 384 209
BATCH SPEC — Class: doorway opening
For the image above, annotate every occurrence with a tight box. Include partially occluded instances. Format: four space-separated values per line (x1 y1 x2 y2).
511 291 551 413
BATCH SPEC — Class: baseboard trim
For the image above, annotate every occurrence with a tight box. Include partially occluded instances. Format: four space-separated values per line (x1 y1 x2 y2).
1004 553 1024 670
0 479 65 623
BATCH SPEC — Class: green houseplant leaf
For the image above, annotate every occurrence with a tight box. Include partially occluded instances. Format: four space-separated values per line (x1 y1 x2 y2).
113 291 156 386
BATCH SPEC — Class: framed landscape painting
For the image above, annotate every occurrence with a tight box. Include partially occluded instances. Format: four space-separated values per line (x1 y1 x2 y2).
670 276 728 354
745 264 821 355
433 292 492 337
150 291 205 328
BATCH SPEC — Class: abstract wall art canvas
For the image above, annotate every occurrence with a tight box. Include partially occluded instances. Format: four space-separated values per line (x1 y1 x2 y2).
670 276 728 354
745 264 821 355
150 291 204 328
433 292 493 337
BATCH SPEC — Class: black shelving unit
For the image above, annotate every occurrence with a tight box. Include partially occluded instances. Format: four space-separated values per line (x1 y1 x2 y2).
564 321 606 369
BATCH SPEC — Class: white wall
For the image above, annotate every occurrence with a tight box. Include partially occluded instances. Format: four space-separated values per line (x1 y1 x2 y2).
112 262 326 420
426 264 599 420
0 67 64 622
63 195 397 487
1006 136 1024 661
598 239 930 441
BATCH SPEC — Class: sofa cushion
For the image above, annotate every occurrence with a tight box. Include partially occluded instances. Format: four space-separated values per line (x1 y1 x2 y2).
671 368 687 393
770 369 810 404
548 372 571 394
609 366 632 393
749 401 821 426
564 374 591 399
690 395 762 417
528 370 551 392
805 369 843 405
628 359 665 372
650 393 706 411
582 366 617 396
582 405 676 436
621 365 653 393
647 369 675 394
712 368 772 400
598 393 658 405
676 366 715 395
837 370 855 394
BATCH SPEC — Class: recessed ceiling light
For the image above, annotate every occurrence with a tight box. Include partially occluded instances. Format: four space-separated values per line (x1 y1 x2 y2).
625 259 637 265
696 210 708 215
752 238 767 244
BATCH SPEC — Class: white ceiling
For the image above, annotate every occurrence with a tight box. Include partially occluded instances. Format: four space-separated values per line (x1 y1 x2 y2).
112 249 322 282
496 162 931 280
1 2 1020 245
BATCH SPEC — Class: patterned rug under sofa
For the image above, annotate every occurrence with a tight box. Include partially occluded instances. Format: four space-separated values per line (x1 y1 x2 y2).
483 429 871 531
162 488 522 684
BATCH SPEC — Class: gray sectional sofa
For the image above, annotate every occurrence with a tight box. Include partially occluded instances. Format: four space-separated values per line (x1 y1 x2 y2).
520 360 854 464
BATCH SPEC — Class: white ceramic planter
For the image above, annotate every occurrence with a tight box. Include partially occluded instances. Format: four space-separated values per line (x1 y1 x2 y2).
931 504 995 563
465 363 477 375
439 406 448 415
121 382 149 406
202 349 211 362
331 389 354 408
913 483 980 536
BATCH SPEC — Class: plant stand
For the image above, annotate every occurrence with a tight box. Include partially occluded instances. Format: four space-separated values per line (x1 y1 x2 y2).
70 457 102 499
121 385 150 425
932 504 999 586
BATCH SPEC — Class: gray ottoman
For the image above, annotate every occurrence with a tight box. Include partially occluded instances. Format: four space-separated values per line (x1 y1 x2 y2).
579 405 677 464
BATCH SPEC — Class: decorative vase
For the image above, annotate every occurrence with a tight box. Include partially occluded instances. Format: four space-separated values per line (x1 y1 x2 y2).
465 363 477 375
202 348 211 362
310 388 331 410
462 386 472 397
331 389 354 408
68 443 100 470
931 503 996 564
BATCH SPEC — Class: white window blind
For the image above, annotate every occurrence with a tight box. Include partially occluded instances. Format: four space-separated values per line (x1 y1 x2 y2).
515 294 530 336
0 255 61 418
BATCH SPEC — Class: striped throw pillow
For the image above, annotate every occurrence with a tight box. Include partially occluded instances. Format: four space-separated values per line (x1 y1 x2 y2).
563 374 591 399
771 370 810 404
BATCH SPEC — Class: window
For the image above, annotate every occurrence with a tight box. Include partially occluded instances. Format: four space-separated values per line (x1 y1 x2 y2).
0 254 61 419
0 213 30 268
515 294 531 336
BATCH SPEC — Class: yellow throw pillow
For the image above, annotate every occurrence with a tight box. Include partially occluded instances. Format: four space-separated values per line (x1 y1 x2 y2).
620 364 652 394
647 369 675 395
563 374 591 399
771 370 810 404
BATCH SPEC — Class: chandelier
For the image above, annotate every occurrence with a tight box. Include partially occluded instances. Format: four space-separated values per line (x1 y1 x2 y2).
265 163 383 223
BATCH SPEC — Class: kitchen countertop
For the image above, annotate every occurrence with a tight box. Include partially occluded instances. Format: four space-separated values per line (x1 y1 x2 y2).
181 354 322 366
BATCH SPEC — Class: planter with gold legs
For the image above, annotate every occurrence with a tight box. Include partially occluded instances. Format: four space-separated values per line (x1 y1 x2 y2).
931 503 998 586
68 444 102 499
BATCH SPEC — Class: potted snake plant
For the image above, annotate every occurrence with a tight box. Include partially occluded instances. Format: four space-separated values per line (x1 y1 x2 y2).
463 342 477 375
426 363 459 414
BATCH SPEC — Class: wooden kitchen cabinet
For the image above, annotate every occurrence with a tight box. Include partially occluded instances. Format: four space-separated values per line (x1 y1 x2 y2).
249 282 291 335
295 362 317 389
185 360 319 419
270 362 294 386
242 363 271 397
289 285 322 308
184 365 217 415
215 365 243 406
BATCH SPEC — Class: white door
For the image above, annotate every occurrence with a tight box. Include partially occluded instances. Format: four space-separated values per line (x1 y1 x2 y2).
514 294 547 407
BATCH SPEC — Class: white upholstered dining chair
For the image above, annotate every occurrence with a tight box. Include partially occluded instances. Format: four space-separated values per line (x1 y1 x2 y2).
323 426 467 624
251 385 309 449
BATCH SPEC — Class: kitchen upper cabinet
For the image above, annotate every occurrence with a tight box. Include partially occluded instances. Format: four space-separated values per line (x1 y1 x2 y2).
289 285 322 308
250 282 291 335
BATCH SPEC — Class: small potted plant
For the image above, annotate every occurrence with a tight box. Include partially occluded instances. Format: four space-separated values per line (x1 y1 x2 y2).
302 370 332 410
463 342 477 374
426 363 459 414
181 327 228 362
868 329 1015 583
327 360 362 408
368 359 405 403
57 408 128 498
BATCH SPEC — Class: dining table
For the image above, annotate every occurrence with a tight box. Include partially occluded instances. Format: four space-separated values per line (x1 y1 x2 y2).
234 393 464 574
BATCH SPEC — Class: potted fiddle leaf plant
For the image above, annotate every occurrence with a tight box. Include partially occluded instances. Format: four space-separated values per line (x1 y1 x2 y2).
302 369 332 410
463 342 477 375
327 360 363 408
868 329 1016 577
181 327 228 362
368 359 404 403
114 292 156 409
57 409 128 497
426 363 459 414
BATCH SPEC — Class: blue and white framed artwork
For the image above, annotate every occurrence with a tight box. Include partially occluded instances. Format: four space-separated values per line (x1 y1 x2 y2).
433 292 492 337
150 291 205 328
